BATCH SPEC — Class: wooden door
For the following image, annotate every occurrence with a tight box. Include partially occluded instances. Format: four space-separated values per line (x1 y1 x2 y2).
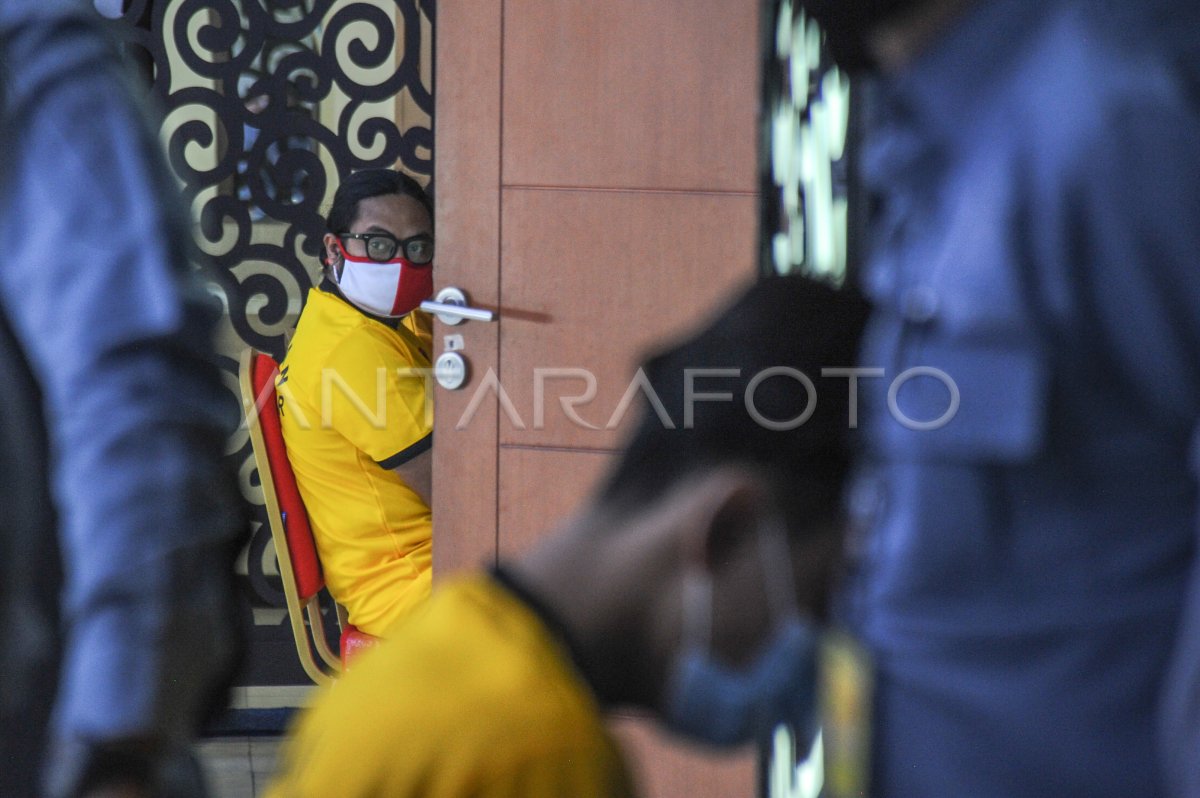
433 2 762 795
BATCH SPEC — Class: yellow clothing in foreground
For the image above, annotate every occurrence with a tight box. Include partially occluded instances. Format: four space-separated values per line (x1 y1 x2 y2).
267 576 637 798
278 287 432 636
401 307 432 353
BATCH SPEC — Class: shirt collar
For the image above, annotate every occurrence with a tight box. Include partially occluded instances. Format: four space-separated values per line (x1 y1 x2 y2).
318 277 404 330
862 0 1050 189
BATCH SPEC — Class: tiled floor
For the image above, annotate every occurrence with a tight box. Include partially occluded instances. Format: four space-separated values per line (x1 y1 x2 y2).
199 736 284 798
198 685 311 796
228 685 314 710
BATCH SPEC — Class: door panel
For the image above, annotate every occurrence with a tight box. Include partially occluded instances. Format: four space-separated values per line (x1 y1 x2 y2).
497 448 615 560
502 1 759 192
498 188 758 450
435 2 761 795
432 0 503 574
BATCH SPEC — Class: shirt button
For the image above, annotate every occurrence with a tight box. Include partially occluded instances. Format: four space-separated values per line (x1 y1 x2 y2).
848 474 886 527
900 285 939 323
845 473 887 563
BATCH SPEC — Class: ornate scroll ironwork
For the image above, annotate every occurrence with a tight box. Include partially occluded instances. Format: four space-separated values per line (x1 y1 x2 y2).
759 2 864 796
105 0 434 682
108 0 433 357
759 0 854 284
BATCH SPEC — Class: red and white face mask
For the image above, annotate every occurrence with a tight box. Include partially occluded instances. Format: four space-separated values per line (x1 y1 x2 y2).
333 240 433 318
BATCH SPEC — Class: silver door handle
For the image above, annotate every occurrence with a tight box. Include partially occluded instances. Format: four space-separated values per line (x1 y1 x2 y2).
420 287 497 325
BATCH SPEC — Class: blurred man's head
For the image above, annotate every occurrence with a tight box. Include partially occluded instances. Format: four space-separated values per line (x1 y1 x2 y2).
798 0 970 72
599 273 865 553
514 274 870 749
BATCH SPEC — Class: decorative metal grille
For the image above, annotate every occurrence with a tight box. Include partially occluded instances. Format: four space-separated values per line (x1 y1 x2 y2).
105 0 434 681
759 1 862 795
759 0 853 284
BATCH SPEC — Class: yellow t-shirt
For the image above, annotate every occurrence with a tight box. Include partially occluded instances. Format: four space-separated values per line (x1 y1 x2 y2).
402 307 433 353
278 287 432 636
267 576 637 798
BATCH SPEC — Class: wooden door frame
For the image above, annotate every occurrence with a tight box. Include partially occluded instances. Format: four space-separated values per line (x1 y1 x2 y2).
431 0 504 578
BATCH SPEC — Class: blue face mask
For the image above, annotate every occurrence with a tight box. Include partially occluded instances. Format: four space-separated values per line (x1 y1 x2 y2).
665 617 818 747
662 521 820 749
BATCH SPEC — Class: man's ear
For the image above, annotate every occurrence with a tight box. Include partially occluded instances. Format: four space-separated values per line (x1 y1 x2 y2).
323 233 341 273
675 468 774 573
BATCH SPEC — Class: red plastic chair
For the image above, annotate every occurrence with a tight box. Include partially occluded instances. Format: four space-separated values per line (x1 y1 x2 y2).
239 348 379 685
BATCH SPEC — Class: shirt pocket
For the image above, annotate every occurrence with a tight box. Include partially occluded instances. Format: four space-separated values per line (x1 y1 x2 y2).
869 332 1049 463
860 197 1050 465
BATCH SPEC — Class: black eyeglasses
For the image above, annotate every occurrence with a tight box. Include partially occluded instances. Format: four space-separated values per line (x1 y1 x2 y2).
339 232 434 264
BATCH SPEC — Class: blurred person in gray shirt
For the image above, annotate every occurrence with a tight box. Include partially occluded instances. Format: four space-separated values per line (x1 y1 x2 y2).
0 1 245 795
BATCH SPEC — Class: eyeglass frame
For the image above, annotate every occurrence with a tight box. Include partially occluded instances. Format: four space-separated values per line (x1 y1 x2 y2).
337 232 434 264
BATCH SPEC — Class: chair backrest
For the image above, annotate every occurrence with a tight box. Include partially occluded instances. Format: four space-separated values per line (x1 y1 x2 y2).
239 348 341 685
248 352 325 602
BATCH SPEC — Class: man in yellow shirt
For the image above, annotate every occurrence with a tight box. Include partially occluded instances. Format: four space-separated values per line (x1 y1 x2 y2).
278 169 435 637
269 275 870 796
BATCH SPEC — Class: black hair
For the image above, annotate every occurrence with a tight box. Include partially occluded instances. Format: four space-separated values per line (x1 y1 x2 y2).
598 274 871 532
322 168 432 266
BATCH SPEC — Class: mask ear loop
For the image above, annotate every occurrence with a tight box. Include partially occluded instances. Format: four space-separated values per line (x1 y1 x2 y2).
680 568 713 653
329 239 352 281
756 515 801 622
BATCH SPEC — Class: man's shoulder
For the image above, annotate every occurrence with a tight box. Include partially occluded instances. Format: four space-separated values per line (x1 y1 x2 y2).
1008 2 1199 155
275 577 632 796
1 0 121 117
390 578 602 725
409 579 581 688
0 0 89 28
322 577 611 757
286 291 399 374
294 290 424 367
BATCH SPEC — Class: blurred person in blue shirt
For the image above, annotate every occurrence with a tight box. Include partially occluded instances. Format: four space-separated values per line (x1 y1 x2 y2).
793 0 1200 795
0 1 245 796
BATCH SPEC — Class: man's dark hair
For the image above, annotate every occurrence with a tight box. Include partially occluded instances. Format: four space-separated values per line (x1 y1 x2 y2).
599 274 870 528
323 168 432 265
